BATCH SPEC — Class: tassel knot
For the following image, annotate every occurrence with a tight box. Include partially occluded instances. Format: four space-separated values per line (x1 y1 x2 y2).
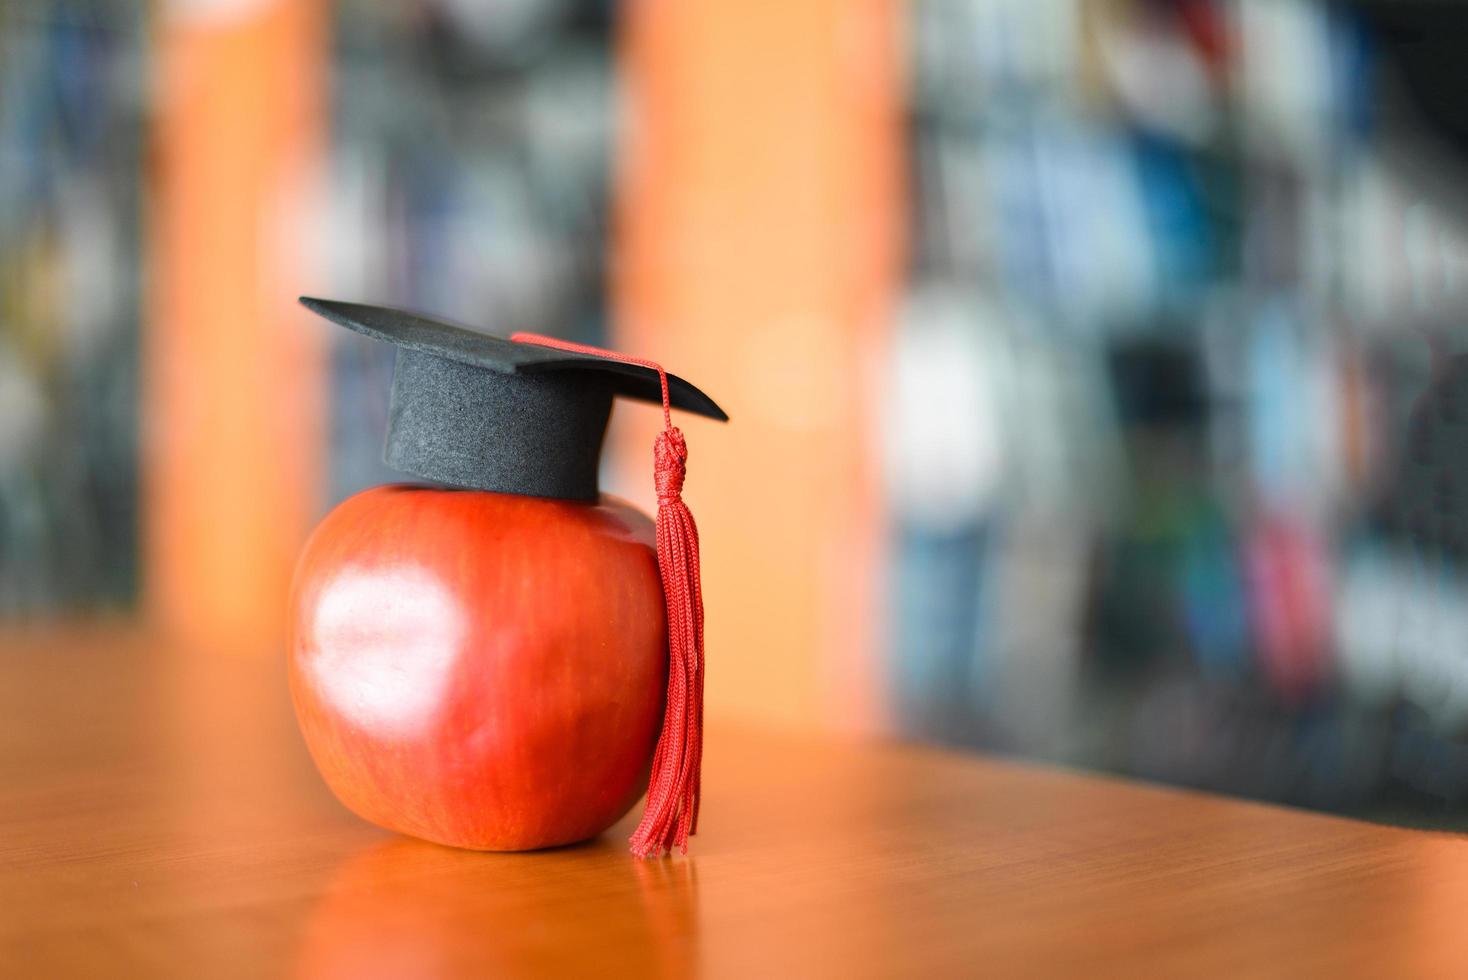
654 429 687 504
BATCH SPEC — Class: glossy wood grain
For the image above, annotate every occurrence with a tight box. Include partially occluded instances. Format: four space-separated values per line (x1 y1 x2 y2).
3 625 1468 978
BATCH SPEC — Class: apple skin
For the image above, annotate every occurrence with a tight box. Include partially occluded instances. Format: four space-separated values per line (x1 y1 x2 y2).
288 484 667 851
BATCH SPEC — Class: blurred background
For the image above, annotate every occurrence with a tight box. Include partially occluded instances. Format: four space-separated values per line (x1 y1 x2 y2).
7 0 1468 828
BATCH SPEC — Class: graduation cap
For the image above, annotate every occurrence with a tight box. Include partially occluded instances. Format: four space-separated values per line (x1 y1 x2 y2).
300 297 727 500
300 296 719 858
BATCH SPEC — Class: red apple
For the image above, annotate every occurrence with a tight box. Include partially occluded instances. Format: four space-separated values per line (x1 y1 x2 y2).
288 484 667 850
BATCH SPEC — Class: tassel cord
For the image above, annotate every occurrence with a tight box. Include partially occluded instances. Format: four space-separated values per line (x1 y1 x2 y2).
510 332 706 858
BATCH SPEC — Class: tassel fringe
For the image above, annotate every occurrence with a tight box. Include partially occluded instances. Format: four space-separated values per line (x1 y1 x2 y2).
629 429 705 856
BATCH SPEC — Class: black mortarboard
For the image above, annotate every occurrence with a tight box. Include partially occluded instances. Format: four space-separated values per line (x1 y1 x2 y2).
300 297 727 501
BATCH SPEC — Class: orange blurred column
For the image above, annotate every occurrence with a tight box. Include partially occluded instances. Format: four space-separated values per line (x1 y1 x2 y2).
615 1 905 731
145 0 326 651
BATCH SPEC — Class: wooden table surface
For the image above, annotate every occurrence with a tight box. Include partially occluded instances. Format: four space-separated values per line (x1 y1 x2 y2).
3 626 1468 978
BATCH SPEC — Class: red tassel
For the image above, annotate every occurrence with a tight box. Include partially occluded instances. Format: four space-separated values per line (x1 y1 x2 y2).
510 332 705 858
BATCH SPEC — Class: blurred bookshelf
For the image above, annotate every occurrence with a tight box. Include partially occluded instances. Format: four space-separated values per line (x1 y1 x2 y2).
891 0 1468 825
0 3 145 613
0 1 620 609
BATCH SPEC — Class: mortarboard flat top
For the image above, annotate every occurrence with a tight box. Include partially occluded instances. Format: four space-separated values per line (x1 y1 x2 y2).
301 298 726 421
300 297 727 501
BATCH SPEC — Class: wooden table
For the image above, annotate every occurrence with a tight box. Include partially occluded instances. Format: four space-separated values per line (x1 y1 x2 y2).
3 626 1467 978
